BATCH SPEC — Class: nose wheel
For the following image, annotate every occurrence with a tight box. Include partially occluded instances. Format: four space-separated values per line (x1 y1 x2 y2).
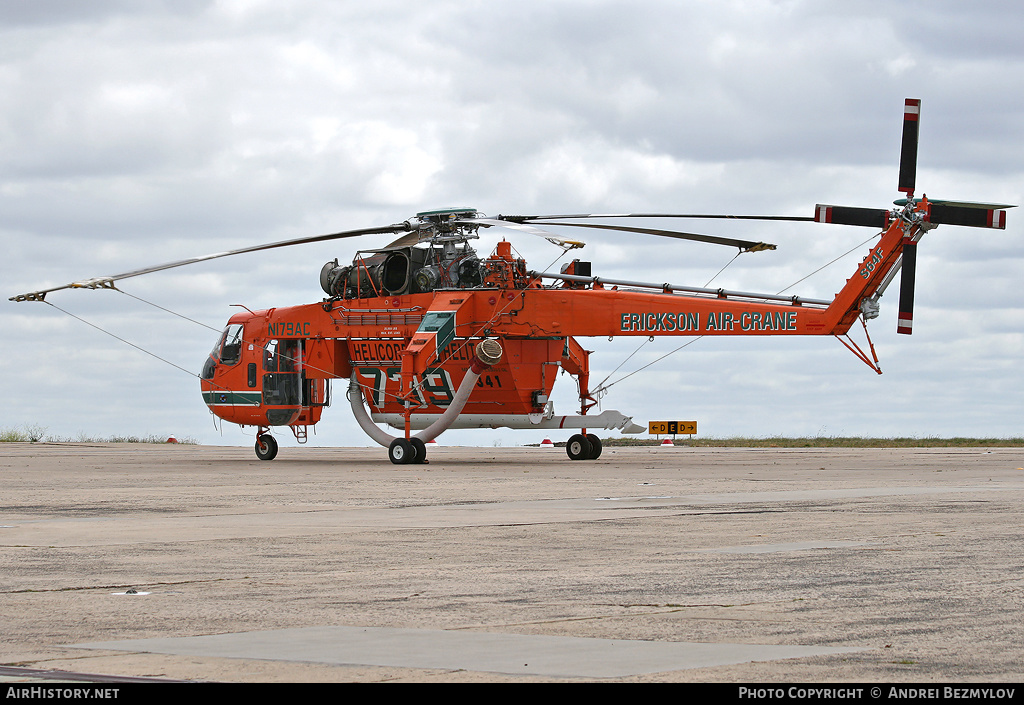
255 433 279 461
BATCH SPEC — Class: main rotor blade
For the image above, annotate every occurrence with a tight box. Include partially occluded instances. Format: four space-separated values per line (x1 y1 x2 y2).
502 212 814 223
11 222 411 302
516 220 777 252
459 218 587 249
898 98 921 196
383 229 424 249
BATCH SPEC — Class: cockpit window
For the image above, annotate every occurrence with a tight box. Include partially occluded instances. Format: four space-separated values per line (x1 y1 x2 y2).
218 324 244 365
210 324 244 366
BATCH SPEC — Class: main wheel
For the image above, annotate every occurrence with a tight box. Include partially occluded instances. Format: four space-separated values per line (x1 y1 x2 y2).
389 438 415 465
255 434 278 461
566 433 592 461
585 433 603 460
410 437 427 464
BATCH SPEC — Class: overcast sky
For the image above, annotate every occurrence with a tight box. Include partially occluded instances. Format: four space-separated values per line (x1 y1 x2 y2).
3 0 1022 451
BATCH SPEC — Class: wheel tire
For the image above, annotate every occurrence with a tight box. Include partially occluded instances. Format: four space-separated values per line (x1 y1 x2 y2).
585 433 603 460
410 437 427 464
566 433 592 461
389 438 414 465
255 434 278 461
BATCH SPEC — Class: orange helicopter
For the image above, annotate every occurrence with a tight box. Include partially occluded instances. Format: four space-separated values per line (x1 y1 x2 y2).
11 99 1013 464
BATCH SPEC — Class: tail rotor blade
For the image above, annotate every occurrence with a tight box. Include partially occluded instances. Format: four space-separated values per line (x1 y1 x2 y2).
898 99 921 196
928 204 1009 229
814 205 892 228
897 238 917 335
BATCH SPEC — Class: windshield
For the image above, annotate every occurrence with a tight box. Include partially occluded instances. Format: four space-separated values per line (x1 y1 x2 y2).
211 324 244 365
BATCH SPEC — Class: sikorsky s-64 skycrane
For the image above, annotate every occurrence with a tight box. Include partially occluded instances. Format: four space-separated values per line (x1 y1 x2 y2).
11 100 1013 463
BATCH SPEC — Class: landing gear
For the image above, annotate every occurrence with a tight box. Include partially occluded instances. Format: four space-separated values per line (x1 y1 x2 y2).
565 433 590 460
388 438 412 464
255 433 278 461
410 437 427 464
566 433 602 461
389 437 428 465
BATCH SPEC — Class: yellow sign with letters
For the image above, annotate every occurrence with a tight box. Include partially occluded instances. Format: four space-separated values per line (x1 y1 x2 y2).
648 421 697 435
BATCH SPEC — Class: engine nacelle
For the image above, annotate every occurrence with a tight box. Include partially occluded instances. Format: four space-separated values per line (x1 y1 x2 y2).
319 259 349 297
320 245 484 299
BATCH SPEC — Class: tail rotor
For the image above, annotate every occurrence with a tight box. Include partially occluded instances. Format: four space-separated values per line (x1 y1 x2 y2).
814 98 1012 335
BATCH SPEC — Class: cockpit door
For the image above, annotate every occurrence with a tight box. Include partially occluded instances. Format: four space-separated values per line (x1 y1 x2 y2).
262 339 302 425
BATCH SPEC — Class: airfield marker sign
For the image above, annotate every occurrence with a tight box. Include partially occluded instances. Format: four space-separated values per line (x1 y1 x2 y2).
648 421 697 436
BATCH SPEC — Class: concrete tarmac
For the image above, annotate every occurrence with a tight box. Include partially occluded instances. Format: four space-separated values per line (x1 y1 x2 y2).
1 442 1022 682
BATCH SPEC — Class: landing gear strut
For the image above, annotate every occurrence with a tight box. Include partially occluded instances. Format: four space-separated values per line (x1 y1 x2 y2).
351 339 503 464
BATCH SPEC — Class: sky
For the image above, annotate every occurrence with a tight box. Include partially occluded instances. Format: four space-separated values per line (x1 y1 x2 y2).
2 0 1022 451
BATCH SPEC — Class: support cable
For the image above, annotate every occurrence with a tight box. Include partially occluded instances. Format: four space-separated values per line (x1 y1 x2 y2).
776 234 876 295
703 251 742 288
595 248 743 395
596 235 877 395
116 289 222 334
43 300 200 380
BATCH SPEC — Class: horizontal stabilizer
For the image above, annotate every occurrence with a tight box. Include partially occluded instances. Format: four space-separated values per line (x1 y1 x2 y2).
814 205 892 228
375 410 646 433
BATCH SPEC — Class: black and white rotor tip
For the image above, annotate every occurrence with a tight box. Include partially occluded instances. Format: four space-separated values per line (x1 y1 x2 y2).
896 237 917 335
813 205 892 229
898 98 921 197
896 99 921 335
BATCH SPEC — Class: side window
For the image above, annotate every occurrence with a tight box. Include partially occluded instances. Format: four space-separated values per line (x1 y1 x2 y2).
264 339 279 371
264 339 299 372
279 340 299 372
